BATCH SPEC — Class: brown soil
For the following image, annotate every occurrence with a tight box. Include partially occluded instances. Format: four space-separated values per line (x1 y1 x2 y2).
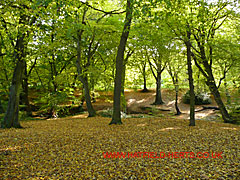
82 88 222 121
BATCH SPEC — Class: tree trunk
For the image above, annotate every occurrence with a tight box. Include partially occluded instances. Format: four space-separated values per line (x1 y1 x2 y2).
143 75 147 91
75 11 96 117
22 61 32 116
142 62 148 92
192 40 232 123
186 30 195 126
121 62 126 95
0 98 4 114
206 74 232 123
153 72 164 105
109 0 133 125
1 60 24 128
174 75 181 115
79 76 96 117
121 63 127 113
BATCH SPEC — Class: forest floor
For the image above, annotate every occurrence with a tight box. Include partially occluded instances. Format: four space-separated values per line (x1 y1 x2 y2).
1 117 239 179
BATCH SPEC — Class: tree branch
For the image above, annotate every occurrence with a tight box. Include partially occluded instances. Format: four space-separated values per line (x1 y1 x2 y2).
191 52 208 78
80 1 126 15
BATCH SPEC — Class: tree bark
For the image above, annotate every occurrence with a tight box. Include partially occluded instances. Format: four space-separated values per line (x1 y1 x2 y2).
76 40 96 117
0 98 4 114
186 30 195 126
142 62 148 92
109 0 133 125
153 72 164 105
121 62 126 95
206 74 232 123
79 76 96 117
1 60 24 128
22 61 32 116
174 75 181 115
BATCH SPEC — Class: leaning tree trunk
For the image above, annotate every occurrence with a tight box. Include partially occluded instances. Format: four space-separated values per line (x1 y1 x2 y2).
1 60 25 128
206 73 232 123
109 0 133 125
192 40 233 123
186 30 195 126
154 72 164 105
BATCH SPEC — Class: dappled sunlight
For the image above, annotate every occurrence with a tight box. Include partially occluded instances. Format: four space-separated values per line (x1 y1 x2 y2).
47 113 89 121
158 127 181 131
136 123 147 127
195 111 214 119
220 127 238 130
167 100 175 106
0 146 22 152
128 98 136 104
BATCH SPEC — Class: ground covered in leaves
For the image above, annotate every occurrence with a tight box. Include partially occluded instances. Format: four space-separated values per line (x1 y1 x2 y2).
0 117 240 179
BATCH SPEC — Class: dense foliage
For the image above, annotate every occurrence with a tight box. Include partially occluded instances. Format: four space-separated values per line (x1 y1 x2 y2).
0 0 239 124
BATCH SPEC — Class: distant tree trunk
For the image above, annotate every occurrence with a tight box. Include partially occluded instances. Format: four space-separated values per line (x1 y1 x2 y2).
79 76 96 117
142 61 148 92
143 74 147 91
167 65 181 115
185 29 195 126
154 72 164 105
121 50 134 95
147 55 165 105
0 98 4 114
1 60 25 128
109 0 133 125
22 61 32 116
174 75 181 115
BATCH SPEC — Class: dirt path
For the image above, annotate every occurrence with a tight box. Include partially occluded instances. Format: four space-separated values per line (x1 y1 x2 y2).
85 89 222 121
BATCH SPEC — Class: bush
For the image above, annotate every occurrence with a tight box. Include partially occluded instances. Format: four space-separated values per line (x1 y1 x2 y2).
98 109 127 118
228 104 240 125
183 90 212 105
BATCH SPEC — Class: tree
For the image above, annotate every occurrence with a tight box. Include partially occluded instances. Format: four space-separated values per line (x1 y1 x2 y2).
189 0 237 123
167 45 185 115
109 0 133 125
185 27 195 126
147 47 167 105
1 1 38 128
164 0 197 125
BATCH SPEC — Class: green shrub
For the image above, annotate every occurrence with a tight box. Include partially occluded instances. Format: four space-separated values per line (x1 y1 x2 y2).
98 109 127 118
183 90 212 105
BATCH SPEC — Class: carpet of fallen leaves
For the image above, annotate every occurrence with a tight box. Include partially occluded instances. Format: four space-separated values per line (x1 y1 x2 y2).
0 117 240 179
